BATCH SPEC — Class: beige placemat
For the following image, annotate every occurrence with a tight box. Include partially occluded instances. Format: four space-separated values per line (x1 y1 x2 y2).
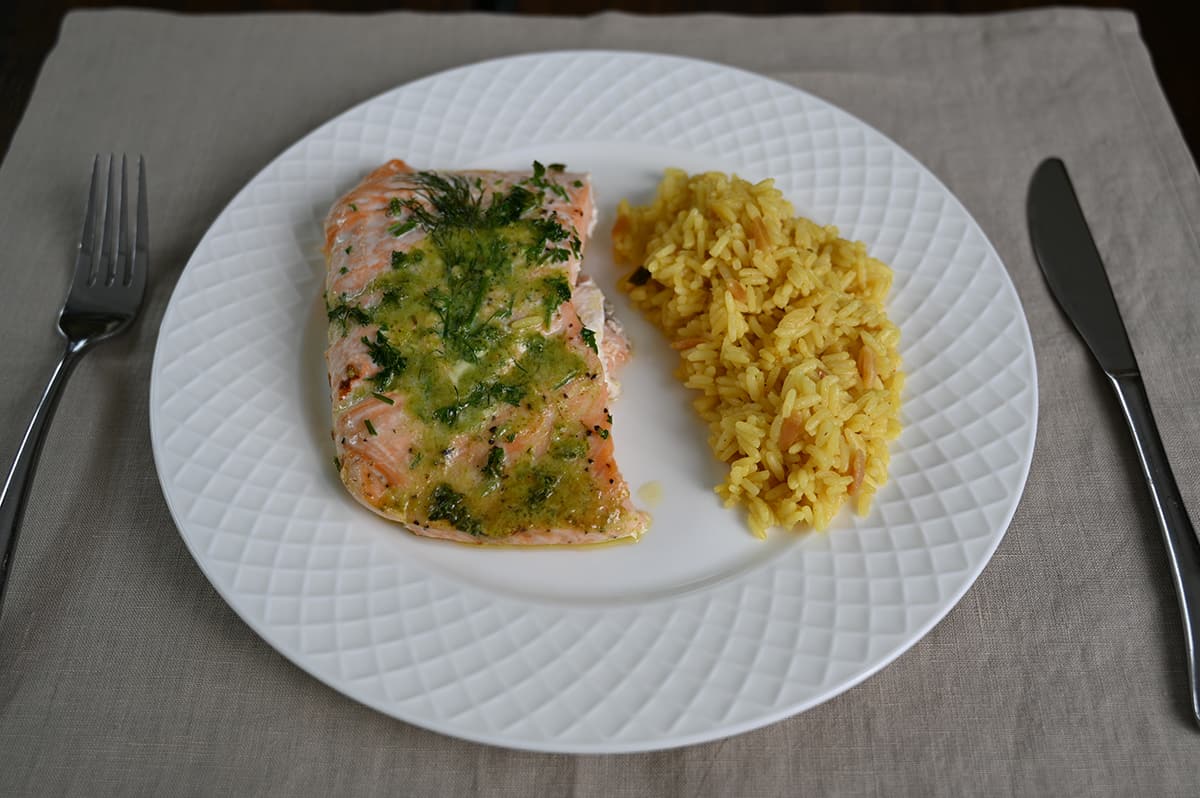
0 8 1197 795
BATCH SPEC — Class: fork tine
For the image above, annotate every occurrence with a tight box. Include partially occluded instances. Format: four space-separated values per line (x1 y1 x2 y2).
98 154 120 287
130 156 148 296
116 155 131 287
73 154 103 287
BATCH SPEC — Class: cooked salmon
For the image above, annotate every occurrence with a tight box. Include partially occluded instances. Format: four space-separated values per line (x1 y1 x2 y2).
323 160 647 544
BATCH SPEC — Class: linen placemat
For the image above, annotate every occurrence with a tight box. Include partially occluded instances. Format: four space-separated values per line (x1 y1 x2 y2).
0 8 1197 795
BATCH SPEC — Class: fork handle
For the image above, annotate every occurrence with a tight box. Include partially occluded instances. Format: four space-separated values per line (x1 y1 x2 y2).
0 341 85 614
1108 372 1200 726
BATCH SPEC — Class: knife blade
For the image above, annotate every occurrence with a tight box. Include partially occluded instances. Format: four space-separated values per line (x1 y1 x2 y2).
1028 157 1200 727
1028 159 1138 376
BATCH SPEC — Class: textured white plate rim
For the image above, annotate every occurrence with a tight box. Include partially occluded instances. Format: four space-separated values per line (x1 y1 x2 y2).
149 50 1039 754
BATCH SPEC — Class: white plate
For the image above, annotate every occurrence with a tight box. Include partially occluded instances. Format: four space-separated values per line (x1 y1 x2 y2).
150 51 1037 753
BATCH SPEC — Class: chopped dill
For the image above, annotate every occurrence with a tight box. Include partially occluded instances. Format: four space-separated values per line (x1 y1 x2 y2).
433 379 525 427
580 327 598 353
327 302 371 331
540 273 572 325
428 483 482 535
483 445 505 479
526 469 561 505
391 248 424 269
388 219 417 237
361 330 407 387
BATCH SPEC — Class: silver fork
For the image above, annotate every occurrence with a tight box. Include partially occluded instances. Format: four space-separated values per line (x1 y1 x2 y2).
0 155 148 612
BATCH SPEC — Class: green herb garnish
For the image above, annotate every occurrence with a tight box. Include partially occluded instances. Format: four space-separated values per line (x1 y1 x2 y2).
390 248 425 269
364 418 377 436
433 379 525 427
540 273 572 325
388 219 418 237
526 469 561 505
327 302 371 331
552 368 579 390
372 392 394 405
426 234 513 362
391 172 531 233
580 327 598 353
526 161 570 202
483 445 505 479
362 330 407 387
550 436 588 460
344 164 591 439
428 483 482 535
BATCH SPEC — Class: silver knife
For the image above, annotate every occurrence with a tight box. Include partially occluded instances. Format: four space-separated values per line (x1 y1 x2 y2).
1028 157 1200 726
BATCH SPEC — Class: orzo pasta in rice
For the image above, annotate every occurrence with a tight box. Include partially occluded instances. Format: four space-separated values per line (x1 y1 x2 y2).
612 169 903 536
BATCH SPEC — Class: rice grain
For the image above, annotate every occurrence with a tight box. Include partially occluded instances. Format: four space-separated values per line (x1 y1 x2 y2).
613 169 903 536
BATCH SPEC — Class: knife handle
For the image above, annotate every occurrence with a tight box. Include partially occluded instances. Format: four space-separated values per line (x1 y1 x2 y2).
1108 372 1200 725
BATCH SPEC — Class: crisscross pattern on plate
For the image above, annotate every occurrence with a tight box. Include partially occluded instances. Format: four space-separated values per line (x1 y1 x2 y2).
150 51 1036 752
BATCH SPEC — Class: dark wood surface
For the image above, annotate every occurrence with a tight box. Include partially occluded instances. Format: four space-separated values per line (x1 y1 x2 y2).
1 2 1196 166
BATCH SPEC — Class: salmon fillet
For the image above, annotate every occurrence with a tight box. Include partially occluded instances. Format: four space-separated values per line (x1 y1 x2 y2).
323 160 648 545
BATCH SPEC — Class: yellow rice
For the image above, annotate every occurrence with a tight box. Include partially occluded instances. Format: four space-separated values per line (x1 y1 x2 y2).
612 169 903 535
